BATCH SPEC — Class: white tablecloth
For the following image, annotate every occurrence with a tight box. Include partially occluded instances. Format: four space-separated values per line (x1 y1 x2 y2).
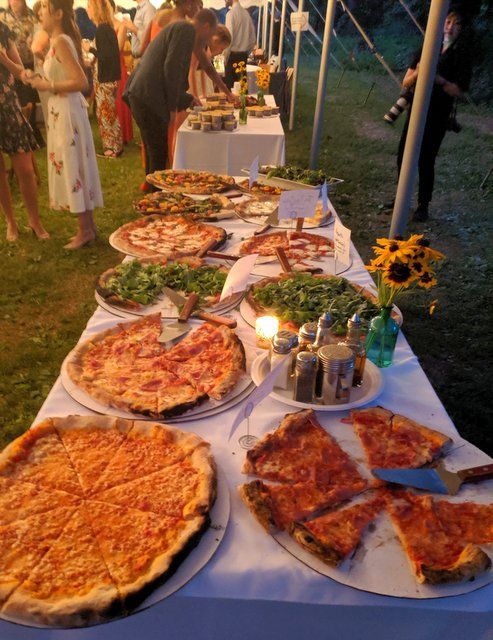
2 203 492 640
173 96 285 176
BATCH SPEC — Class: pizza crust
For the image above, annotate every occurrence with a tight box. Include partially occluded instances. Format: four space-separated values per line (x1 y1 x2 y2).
418 544 491 585
238 480 277 533
290 521 344 566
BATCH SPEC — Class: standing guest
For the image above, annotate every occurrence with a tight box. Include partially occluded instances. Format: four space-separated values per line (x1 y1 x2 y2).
87 0 123 158
224 0 255 89
109 0 133 144
396 11 473 222
74 7 96 40
3 0 45 146
124 9 218 179
28 0 103 250
126 0 156 58
31 0 50 125
0 22 48 241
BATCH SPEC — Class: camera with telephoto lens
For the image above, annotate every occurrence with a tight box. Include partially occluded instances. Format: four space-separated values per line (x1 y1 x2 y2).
383 89 413 124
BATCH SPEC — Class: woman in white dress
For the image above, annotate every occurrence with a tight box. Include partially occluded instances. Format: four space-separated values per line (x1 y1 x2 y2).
28 0 103 249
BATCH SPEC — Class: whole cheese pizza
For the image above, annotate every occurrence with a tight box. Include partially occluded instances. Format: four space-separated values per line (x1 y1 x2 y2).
245 273 392 333
96 257 229 311
0 416 216 627
133 192 234 220
146 170 235 195
239 409 493 585
66 314 246 418
238 230 333 264
110 215 227 259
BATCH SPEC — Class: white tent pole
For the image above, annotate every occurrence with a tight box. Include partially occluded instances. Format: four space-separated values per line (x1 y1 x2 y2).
390 0 449 237
288 0 304 131
262 0 269 51
309 0 337 168
277 0 287 66
398 0 425 35
257 4 262 45
268 0 276 60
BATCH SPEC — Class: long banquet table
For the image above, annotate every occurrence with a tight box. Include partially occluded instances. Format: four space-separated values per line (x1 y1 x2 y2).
3 201 492 640
172 96 285 176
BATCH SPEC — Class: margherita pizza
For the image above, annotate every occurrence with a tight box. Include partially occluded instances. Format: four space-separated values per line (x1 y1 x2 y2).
0 416 216 627
66 315 246 418
110 215 227 259
146 170 235 194
239 230 333 263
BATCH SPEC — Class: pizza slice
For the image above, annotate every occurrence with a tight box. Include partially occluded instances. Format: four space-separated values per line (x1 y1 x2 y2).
290 492 386 566
0 420 83 496
92 450 215 519
0 506 76 607
0 477 81 525
91 422 205 494
386 491 491 584
52 416 132 493
243 409 365 486
1 508 121 627
84 500 206 602
349 406 451 470
239 478 366 532
434 500 493 545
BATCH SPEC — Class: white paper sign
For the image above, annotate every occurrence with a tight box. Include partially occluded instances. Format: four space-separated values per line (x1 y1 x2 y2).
277 189 319 220
229 358 286 440
249 156 259 188
334 217 351 266
290 11 310 31
219 254 258 302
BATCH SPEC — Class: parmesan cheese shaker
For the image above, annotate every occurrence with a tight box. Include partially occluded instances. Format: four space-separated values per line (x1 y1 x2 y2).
337 313 367 387
270 336 294 390
317 345 355 404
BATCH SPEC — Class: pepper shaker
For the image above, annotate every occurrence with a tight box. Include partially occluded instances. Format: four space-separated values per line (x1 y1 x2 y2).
293 351 318 403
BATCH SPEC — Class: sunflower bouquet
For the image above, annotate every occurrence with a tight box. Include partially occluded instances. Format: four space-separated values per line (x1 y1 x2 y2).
255 67 270 106
364 234 444 367
233 61 248 96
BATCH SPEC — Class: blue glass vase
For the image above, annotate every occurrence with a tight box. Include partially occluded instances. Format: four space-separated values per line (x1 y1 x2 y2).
365 306 399 368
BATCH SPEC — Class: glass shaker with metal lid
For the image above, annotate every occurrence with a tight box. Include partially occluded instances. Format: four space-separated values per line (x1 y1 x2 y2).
293 351 318 403
337 313 367 387
317 345 355 405
312 312 337 351
270 335 295 389
291 322 317 372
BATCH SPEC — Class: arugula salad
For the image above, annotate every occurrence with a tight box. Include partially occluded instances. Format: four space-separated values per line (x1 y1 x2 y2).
103 260 227 306
251 273 379 333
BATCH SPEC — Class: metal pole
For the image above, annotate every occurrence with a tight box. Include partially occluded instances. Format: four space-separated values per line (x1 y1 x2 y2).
398 0 425 35
389 0 450 237
262 0 269 52
288 0 304 131
309 0 337 168
257 4 262 46
277 0 287 66
268 0 276 60
339 0 401 86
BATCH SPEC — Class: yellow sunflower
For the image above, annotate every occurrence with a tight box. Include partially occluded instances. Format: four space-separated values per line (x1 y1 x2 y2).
373 238 413 265
382 261 416 288
418 270 438 289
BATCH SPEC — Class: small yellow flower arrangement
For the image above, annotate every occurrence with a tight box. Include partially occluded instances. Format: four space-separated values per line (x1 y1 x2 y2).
255 67 270 106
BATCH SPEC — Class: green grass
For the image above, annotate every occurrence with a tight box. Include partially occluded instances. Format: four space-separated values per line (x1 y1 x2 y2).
1 57 492 454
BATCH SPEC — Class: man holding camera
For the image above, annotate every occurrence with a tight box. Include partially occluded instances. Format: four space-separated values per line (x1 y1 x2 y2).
395 10 472 222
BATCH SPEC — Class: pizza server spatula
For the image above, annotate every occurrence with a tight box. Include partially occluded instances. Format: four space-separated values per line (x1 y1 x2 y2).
158 292 199 343
254 206 279 236
372 461 493 495
162 286 237 328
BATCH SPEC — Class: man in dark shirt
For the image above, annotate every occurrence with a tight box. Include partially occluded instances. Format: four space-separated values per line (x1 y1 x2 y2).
124 8 218 179
397 11 473 221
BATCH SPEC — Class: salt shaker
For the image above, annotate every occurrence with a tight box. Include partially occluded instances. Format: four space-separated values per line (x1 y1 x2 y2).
317 345 355 405
293 351 318 403
312 312 337 351
270 336 293 389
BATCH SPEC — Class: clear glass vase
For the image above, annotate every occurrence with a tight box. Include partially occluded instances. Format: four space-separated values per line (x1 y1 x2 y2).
257 89 266 106
239 94 248 125
365 306 399 368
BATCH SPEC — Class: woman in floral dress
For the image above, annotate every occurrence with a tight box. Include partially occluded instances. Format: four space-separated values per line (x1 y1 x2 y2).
28 0 103 249
0 22 48 241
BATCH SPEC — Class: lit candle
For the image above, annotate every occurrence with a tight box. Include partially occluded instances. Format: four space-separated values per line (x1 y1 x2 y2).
255 316 279 349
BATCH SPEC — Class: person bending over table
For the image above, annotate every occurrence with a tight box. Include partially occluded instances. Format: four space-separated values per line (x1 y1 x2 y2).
396 10 473 222
123 9 218 182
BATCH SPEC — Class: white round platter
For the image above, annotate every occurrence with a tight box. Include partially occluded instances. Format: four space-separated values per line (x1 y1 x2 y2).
251 351 384 411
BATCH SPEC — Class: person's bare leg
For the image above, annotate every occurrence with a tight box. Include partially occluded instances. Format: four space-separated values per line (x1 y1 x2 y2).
64 210 95 249
11 151 49 239
0 154 19 241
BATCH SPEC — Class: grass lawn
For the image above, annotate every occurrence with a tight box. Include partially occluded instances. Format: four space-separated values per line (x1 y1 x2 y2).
1 58 492 454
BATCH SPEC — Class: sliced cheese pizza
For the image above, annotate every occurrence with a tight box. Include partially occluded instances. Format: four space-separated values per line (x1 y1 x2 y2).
386 491 491 584
110 215 226 260
290 492 386 566
434 500 493 545
349 406 451 470
243 409 365 488
239 230 333 262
